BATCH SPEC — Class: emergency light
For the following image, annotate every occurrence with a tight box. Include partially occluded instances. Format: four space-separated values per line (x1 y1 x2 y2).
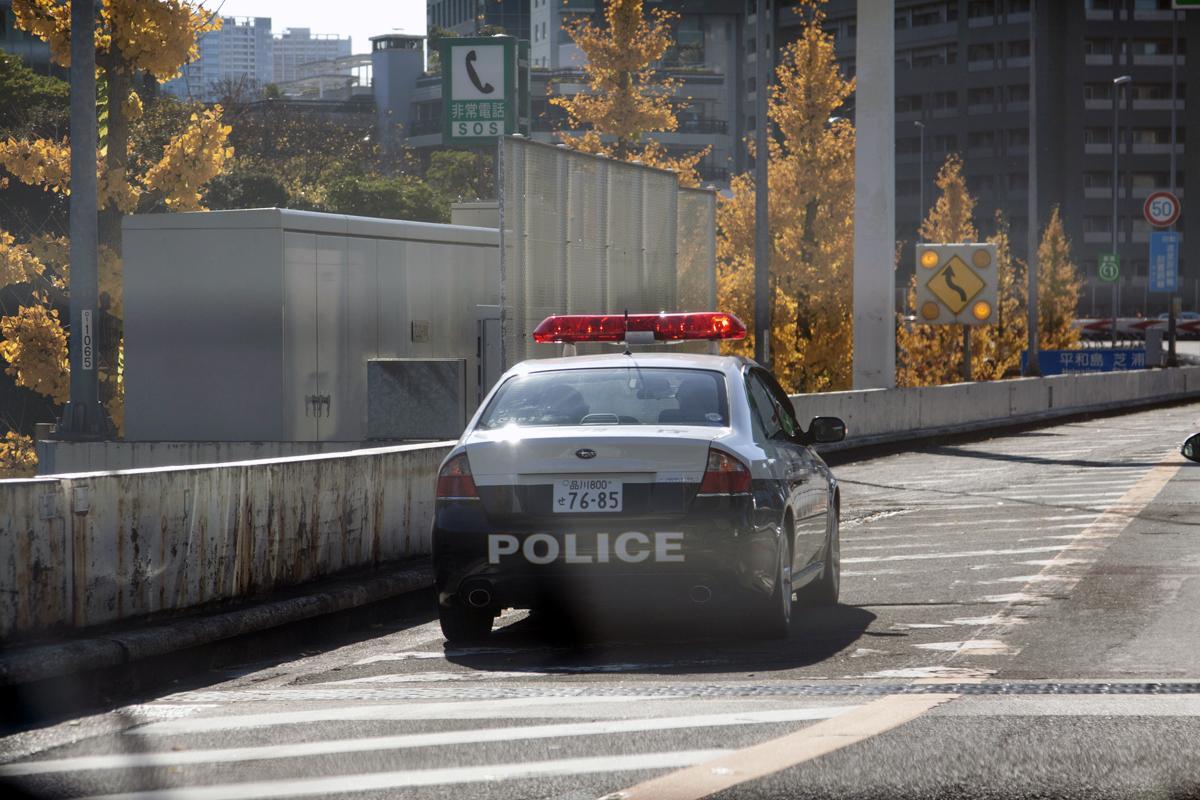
532 312 747 344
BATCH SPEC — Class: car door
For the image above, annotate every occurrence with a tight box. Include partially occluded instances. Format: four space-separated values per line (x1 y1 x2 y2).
744 369 809 564
753 370 827 572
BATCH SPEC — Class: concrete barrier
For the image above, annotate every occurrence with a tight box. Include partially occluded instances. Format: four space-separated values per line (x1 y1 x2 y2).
4 366 1199 644
792 366 1200 449
0 442 452 642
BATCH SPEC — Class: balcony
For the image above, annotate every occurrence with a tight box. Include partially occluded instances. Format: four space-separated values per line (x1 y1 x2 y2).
968 59 995 72
1132 185 1183 199
1084 9 1114 21
1132 54 1183 67
1084 98 1111 111
1007 101 1029 112
931 107 957 119
1131 143 1184 155
1085 143 1112 155
676 119 728 135
1006 56 1031 69
968 103 994 115
1131 99 1183 112
1084 54 1114 66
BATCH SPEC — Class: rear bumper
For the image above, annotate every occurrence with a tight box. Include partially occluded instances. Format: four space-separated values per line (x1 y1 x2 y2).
432 496 779 610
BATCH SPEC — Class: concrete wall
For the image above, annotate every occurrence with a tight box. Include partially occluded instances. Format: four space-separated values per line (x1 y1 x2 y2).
792 366 1200 448
1 442 452 642
35 441 373 476
6 366 1199 642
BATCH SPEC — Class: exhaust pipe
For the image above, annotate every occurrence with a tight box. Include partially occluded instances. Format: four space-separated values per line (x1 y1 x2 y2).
466 587 493 608
689 585 712 604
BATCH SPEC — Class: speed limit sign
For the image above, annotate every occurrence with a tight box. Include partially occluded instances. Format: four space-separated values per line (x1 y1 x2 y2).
1144 190 1181 228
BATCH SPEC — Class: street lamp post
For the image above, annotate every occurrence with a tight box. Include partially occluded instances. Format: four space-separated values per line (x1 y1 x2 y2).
1111 74 1132 348
913 121 925 242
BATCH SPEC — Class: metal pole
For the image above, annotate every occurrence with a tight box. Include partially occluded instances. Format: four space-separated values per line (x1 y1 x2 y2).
1110 77 1124 348
1167 11 1179 366
59 0 109 439
1024 0 1040 375
852 0 896 388
915 121 925 243
497 135 507 372
962 325 971 381
753 0 770 366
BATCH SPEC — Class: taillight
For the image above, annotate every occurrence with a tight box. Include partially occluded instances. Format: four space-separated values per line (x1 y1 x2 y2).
437 453 478 499
698 448 751 495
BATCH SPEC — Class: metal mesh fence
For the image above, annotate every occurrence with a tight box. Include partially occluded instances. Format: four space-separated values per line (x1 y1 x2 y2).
500 137 716 366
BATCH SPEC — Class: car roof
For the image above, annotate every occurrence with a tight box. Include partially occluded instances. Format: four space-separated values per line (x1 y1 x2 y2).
507 351 752 377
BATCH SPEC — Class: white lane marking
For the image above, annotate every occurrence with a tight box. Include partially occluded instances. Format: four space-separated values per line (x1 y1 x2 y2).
856 666 995 680
610 694 958 800
352 651 445 665
914 640 1020 655
984 493 1124 501
843 544 1070 564
948 459 1183 665
321 671 545 684
76 750 731 800
130 696 662 735
2 708 858 777
945 615 1029 626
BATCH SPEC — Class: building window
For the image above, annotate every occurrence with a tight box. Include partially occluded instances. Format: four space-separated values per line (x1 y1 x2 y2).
1083 171 1112 188
1132 127 1173 144
1132 39 1175 56
1132 172 1169 188
1132 83 1184 100
968 130 996 150
1083 216 1111 233
968 1 994 18
1007 84 1029 103
932 133 957 151
1084 82 1113 100
1086 0 1116 9
897 137 921 155
1009 173 1028 191
1084 38 1113 55
1084 127 1113 144
1008 0 1031 12
971 174 996 193
1007 129 1029 147
968 86 995 106
1007 40 1030 59
968 43 995 63
897 94 923 113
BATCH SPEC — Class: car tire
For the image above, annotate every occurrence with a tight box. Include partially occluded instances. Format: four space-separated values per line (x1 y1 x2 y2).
438 603 494 644
752 535 793 640
798 509 840 607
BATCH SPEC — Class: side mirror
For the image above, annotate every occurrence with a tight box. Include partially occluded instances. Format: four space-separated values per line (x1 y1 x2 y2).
808 416 846 444
1183 433 1200 463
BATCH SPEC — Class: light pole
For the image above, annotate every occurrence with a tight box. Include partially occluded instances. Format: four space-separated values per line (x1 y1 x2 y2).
1111 74 1131 348
913 121 925 242
753 0 770 367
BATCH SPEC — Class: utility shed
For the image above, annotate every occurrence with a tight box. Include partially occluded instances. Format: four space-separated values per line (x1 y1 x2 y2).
123 209 499 442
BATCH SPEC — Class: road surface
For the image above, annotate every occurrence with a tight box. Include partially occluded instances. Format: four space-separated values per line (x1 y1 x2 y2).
3 401 1199 799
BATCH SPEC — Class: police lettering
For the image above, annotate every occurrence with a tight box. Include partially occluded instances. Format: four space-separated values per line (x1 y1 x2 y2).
488 532 684 564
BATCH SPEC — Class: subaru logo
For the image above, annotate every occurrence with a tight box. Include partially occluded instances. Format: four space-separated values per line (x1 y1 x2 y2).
575 448 597 459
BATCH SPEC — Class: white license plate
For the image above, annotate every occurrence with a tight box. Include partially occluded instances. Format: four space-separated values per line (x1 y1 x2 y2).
553 478 623 513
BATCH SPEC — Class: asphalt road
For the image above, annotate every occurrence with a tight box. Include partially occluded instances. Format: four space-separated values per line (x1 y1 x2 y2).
3 401 1200 799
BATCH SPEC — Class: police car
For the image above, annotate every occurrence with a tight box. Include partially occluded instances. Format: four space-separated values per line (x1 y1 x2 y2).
432 312 846 643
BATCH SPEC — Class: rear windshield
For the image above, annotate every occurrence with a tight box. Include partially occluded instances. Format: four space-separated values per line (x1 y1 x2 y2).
478 367 729 429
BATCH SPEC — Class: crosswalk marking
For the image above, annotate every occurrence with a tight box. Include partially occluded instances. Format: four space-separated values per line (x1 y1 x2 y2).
77 750 732 800
0 707 858 777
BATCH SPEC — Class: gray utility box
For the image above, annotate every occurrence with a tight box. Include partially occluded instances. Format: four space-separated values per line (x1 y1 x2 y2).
368 358 467 440
123 209 499 442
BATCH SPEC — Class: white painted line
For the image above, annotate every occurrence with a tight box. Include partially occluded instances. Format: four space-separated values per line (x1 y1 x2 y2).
843 544 1070 564
76 750 731 800
915 639 1020 655
611 694 958 800
2 707 858 777
858 667 994 680
321 671 543 685
130 695 665 735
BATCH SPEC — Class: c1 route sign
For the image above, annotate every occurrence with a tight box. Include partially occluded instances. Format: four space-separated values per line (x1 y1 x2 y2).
1098 252 1119 282
1143 190 1181 228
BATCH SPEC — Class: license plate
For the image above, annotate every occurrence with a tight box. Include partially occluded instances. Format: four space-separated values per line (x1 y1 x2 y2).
553 478 623 512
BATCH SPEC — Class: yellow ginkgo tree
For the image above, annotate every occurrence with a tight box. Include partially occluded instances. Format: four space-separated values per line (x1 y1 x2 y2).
717 0 856 393
550 0 707 187
0 0 232 467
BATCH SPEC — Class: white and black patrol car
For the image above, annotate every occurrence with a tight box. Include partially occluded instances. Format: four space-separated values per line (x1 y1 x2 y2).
432 312 846 643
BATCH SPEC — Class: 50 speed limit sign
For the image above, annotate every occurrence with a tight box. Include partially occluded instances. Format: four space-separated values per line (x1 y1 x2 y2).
1144 190 1181 228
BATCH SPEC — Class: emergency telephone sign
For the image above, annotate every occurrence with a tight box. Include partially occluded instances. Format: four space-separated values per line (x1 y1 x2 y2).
441 37 524 143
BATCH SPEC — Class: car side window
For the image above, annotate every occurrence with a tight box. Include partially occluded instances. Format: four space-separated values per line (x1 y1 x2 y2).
745 371 785 441
760 371 800 440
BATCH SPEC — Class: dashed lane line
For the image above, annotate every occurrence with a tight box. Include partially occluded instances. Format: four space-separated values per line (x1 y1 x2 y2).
76 751 732 800
0 707 859 777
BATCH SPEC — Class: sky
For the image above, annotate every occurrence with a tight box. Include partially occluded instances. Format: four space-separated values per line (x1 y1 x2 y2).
208 0 427 54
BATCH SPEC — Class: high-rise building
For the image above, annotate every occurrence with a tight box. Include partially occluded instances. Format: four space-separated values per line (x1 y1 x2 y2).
273 28 353 84
811 0 1199 316
428 0 531 41
164 17 275 101
407 0 745 185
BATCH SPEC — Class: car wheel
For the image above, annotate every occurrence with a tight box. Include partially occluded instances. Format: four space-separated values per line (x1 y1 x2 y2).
753 534 793 639
798 509 840 607
438 602 494 644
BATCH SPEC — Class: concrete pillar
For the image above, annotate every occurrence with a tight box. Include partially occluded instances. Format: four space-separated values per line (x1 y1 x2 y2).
852 0 896 389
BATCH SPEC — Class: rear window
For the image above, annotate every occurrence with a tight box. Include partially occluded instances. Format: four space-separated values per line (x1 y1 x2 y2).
477 367 729 429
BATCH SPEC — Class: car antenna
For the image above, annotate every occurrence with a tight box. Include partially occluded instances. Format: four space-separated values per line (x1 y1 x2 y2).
623 309 632 356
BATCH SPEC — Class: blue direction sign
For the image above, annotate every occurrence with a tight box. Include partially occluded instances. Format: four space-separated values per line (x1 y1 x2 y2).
1021 349 1148 375
1149 231 1180 293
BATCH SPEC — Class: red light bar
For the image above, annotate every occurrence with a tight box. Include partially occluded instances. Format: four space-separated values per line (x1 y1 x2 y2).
532 312 747 344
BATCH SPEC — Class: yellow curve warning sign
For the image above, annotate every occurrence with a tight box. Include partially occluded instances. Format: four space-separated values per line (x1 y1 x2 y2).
926 255 985 315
